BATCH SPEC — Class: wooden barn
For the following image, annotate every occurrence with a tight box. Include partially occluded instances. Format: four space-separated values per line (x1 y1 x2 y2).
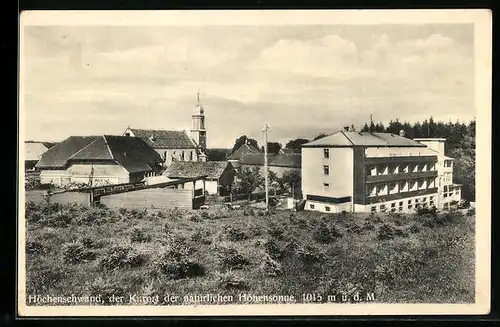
164 161 236 196
36 135 163 187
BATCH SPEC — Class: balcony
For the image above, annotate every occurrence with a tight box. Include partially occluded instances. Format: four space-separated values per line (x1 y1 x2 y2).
366 170 437 184
365 155 437 165
367 187 438 204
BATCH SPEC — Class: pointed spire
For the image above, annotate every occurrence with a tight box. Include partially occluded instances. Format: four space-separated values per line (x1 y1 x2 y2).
197 89 200 105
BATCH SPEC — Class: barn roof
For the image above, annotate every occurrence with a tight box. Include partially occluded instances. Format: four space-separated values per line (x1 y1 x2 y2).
24 142 50 161
303 131 427 148
164 161 233 180
128 128 197 149
240 153 301 168
227 143 261 160
36 135 163 173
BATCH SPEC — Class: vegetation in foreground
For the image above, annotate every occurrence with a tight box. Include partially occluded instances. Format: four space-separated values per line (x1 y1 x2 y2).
25 201 475 305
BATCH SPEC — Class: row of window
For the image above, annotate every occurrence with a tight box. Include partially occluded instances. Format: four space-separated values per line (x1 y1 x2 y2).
370 196 435 212
366 162 436 176
367 178 436 197
309 203 332 212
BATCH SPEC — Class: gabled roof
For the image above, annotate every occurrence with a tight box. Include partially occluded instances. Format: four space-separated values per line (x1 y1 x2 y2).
240 153 301 168
164 161 234 180
128 128 197 149
227 143 261 160
25 142 50 161
36 135 163 173
303 131 426 148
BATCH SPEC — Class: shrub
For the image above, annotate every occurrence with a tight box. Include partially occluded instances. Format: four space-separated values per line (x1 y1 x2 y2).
260 254 283 277
218 272 249 290
268 223 285 239
346 222 362 234
217 246 249 270
394 227 409 238
25 201 42 224
62 241 96 264
466 208 475 216
98 245 145 270
377 224 395 240
363 220 376 231
189 213 202 222
191 228 212 245
243 207 254 216
26 240 44 255
314 221 342 244
76 205 112 226
296 244 326 264
415 205 437 217
224 225 248 241
409 224 421 234
155 247 205 280
130 227 152 243
118 208 128 216
264 239 283 260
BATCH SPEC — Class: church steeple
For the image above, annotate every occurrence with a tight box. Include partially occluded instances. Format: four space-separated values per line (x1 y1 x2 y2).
191 92 207 153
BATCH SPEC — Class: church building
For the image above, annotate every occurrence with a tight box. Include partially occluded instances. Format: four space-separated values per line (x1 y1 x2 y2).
123 93 208 167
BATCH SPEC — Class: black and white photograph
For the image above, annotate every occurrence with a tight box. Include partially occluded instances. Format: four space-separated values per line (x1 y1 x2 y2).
17 10 492 316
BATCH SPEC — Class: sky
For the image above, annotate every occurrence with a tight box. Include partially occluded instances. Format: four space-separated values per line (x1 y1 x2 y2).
22 24 475 148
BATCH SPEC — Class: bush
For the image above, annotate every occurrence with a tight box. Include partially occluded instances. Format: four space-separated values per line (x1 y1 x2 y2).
217 246 249 270
155 247 206 280
62 241 97 264
409 224 421 234
363 220 376 231
191 228 212 245
377 224 395 240
218 272 249 291
264 239 283 260
466 208 475 216
243 207 254 216
130 227 152 243
189 213 202 222
314 221 342 244
415 205 437 217
98 245 146 270
346 222 362 234
224 225 248 241
260 254 283 277
296 244 326 264
26 240 44 255
268 223 285 239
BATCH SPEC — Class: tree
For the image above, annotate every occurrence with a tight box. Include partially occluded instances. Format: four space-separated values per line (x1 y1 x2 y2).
237 166 264 200
285 138 309 151
230 135 259 155
262 142 282 155
268 170 281 196
280 169 301 199
361 123 370 132
313 133 328 141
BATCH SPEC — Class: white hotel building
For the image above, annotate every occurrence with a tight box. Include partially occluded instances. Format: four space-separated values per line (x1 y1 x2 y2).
301 131 461 214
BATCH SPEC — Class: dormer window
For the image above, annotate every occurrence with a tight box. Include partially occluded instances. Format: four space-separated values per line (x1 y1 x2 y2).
125 133 130 137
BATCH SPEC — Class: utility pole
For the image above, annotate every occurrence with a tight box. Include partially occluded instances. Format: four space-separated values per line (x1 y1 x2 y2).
263 124 270 212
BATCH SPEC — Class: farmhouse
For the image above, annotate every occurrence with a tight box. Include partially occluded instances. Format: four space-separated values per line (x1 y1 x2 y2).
227 142 261 168
413 138 462 209
301 130 445 214
239 153 301 178
36 135 163 187
24 141 56 170
123 93 208 166
164 161 236 196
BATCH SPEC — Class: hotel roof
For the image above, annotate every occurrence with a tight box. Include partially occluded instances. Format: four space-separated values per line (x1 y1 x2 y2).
302 131 427 148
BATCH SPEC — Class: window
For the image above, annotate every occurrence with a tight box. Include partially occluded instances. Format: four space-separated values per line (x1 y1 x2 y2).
323 149 330 159
325 206 331 212
310 204 315 209
408 199 412 204
323 183 330 190
430 201 434 206
423 197 427 202
391 203 396 208
415 198 419 203
189 151 193 161
399 201 403 206
408 204 413 210
371 206 376 212
380 204 386 211
181 151 185 161
430 196 434 201
125 132 130 136
164 151 167 160
323 165 330 175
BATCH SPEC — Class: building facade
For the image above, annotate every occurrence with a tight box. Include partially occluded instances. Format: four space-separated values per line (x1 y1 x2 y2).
301 131 444 214
414 138 462 209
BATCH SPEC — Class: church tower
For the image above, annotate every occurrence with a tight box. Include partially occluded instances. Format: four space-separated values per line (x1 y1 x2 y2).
190 92 207 152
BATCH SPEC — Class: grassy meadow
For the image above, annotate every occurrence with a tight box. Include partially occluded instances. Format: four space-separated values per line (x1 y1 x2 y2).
24 201 475 305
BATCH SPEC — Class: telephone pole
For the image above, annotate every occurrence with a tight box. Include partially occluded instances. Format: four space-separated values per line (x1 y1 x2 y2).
263 124 270 211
